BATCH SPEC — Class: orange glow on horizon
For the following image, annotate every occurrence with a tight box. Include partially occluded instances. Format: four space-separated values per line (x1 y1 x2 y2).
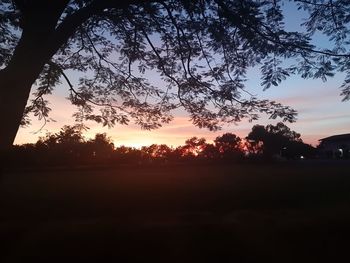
15 112 340 148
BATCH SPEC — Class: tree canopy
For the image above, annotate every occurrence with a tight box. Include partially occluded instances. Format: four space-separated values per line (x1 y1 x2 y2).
246 122 315 158
0 0 349 150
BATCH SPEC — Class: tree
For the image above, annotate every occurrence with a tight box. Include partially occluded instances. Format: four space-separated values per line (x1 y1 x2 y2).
265 122 301 142
36 124 86 164
55 125 85 145
87 133 114 160
200 143 219 159
142 144 171 158
114 145 143 163
246 122 314 159
214 133 242 152
214 133 243 160
180 137 207 157
141 143 172 163
1 0 350 152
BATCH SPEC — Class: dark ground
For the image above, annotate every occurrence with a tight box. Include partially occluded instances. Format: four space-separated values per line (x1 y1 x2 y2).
1 161 350 262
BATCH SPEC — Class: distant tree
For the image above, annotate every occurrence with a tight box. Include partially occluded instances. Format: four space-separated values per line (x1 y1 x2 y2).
244 139 264 157
246 122 314 159
89 132 113 144
2 0 350 152
200 143 219 160
265 122 302 142
214 133 243 160
179 137 207 157
55 125 85 145
114 145 142 164
36 132 58 150
245 125 266 158
37 124 86 164
140 144 173 164
87 133 114 159
142 144 172 158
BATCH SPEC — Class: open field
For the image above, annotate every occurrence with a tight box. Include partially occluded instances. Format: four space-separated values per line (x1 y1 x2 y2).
1 162 350 262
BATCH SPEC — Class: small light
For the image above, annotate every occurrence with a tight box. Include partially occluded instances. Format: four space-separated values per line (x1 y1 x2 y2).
300 155 304 159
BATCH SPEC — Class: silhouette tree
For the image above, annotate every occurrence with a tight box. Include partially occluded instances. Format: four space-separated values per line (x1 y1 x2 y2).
141 144 172 164
1 0 350 152
245 139 264 156
179 137 207 157
246 122 313 159
142 144 171 158
200 143 219 160
36 132 58 150
87 133 114 156
114 145 143 164
214 133 243 160
55 125 85 144
265 122 302 142
37 124 86 164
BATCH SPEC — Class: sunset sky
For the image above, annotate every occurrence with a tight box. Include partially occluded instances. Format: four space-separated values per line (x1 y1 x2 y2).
14 2 350 148
14 69 350 148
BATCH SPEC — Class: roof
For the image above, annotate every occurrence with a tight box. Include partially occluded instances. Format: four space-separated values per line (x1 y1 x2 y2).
319 133 350 142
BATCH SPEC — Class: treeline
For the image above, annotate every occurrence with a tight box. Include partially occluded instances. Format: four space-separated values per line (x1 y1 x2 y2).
6 122 316 168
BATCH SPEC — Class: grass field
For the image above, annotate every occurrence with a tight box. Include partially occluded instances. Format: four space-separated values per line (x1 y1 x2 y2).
1 162 350 262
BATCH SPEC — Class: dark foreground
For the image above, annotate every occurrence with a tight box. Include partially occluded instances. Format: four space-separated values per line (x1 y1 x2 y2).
1 162 350 262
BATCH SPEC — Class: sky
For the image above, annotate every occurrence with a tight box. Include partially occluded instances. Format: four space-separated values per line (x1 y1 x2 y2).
14 67 350 148
14 2 350 148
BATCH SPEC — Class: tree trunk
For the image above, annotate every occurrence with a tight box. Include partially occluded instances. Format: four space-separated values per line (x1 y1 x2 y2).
0 31 52 152
0 69 33 151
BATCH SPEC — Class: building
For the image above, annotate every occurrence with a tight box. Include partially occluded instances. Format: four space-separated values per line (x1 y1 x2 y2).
319 133 350 159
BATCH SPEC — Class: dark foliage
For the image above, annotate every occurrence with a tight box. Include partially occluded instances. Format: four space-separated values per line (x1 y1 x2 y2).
246 122 316 159
4 123 317 168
